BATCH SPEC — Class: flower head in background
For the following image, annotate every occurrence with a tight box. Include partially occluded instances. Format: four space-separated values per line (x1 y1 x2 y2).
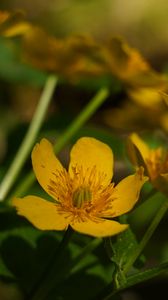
127 133 168 196
13 137 147 237
0 10 30 37
1 10 167 89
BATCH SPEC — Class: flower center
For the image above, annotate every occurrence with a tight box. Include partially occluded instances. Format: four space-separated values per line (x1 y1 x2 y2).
72 187 92 208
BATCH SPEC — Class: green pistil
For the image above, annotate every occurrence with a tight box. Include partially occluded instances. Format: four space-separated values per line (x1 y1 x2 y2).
72 187 92 208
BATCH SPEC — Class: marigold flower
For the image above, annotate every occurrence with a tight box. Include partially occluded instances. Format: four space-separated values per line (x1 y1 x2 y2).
13 137 147 237
127 133 168 195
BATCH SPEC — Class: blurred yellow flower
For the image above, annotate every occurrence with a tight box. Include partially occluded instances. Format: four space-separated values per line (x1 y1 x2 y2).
21 33 168 87
22 29 108 79
127 133 168 195
102 37 149 84
1 9 168 93
103 97 168 133
0 10 30 37
13 137 147 237
128 88 165 108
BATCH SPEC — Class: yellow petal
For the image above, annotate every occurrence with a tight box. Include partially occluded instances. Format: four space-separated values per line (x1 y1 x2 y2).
108 168 148 217
13 196 69 230
129 88 163 108
127 133 150 171
71 218 128 238
0 10 30 37
129 133 150 161
32 138 65 200
105 37 149 78
69 137 113 187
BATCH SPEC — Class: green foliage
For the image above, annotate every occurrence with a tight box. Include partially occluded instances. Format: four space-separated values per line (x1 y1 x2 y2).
0 206 113 299
0 37 47 85
104 224 141 288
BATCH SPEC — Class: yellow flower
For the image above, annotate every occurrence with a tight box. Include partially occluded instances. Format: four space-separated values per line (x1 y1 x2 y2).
127 133 168 195
13 137 147 237
1 10 167 90
0 10 30 37
128 87 166 108
103 102 164 132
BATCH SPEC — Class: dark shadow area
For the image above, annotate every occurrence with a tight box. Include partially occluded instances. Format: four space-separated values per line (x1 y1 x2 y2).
130 277 168 300
0 209 31 231
49 270 107 300
0 232 71 296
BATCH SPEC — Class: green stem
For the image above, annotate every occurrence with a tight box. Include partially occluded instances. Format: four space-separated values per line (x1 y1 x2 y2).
27 227 73 300
123 200 168 274
124 261 168 289
53 87 109 153
93 261 168 300
0 75 58 202
10 172 35 199
9 87 109 199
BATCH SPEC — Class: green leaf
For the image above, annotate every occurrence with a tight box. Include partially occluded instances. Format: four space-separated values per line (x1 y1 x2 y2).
47 253 113 300
96 261 168 300
130 191 167 228
0 37 47 85
104 222 142 287
77 75 122 92
124 261 168 289
0 207 112 299
0 208 62 290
